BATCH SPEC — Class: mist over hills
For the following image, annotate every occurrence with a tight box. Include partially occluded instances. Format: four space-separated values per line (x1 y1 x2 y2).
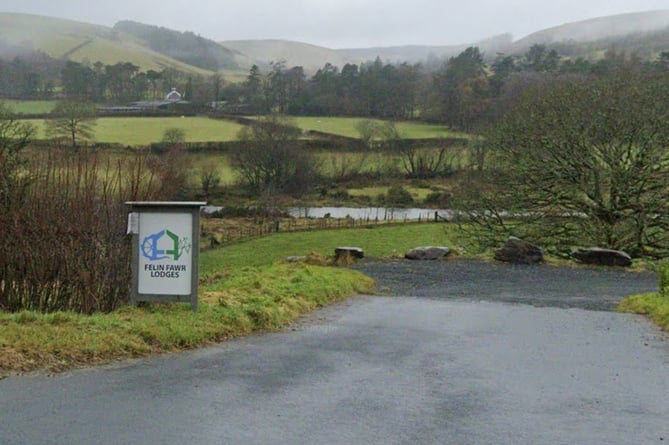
0 10 668 75
514 10 669 47
113 20 240 71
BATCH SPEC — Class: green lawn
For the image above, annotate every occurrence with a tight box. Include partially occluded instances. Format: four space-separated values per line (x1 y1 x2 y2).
200 223 466 273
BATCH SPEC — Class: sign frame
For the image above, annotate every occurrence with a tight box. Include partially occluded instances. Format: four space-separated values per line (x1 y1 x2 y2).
126 201 206 311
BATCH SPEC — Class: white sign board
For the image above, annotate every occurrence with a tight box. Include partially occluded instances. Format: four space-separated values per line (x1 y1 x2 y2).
138 212 193 295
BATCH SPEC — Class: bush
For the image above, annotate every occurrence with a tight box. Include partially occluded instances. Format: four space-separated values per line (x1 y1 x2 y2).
0 148 165 313
424 191 452 207
385 185 414 206
232 115 317 198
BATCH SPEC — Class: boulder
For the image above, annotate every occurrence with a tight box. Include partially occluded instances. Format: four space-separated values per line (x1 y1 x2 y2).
405 246 451 260
494 237 544 264
334 246 364 262
571 247 632 267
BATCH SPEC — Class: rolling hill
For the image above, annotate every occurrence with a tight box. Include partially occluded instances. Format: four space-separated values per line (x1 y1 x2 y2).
1 10 668 79
222 34 514 72
0 13 215 76
223 11 669 69
513 10 669 48
113 20 240 71
221 39 351 73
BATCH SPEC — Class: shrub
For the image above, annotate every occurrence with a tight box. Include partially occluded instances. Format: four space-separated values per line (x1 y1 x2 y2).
0 147 165 313
385 185 414 206
424 191 452 207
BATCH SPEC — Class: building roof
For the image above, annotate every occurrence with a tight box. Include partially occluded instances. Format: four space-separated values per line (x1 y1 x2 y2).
166 88 182 101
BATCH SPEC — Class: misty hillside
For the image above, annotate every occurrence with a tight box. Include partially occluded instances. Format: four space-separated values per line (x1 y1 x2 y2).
221 34 514 73
514 10 669 48
227 11 669 69
113 20 240 71
1 10 668 78
221 39 352 73
337 34 513 65
221 10 669 72
0 13 213 76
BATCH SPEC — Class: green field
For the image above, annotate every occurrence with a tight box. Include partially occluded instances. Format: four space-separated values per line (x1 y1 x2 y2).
5 100 57 114
295 116 468 139
200 223 466 272
28 117 245 146
25 115 467 146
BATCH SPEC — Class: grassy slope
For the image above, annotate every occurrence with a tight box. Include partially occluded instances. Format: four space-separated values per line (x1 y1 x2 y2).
0 13 214 76
221 39 351 74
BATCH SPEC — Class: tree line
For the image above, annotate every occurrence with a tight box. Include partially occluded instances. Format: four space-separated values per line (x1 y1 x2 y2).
2 43 668 131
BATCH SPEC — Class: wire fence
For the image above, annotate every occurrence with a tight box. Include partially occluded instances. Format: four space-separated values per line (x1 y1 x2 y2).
202 211 448 248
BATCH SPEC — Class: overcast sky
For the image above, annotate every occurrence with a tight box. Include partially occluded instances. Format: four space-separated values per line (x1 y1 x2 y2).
2 0 669 48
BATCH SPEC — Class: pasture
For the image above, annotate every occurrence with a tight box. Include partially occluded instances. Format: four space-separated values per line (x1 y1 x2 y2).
6 100 57 114
20 114 470 194
23 115 466 146
28 116 245 146
295 116 466 139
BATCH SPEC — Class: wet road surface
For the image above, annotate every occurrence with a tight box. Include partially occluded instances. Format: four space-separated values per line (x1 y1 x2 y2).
352 258 659 311
1 261 668 444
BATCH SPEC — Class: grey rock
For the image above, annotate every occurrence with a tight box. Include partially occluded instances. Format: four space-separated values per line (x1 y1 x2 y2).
405 246 451 260
494 236 544 264
572 247 632 267
334 246 364 260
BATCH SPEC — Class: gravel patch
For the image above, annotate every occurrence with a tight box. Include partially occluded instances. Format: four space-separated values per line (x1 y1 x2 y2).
351 259 658 311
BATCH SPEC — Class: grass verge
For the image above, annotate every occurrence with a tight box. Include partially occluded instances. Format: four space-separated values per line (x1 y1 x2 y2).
200 222 469 272
0 262 374 376
617 293 669 331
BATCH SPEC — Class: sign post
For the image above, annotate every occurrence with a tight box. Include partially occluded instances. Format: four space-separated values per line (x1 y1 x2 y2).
126 201 206 311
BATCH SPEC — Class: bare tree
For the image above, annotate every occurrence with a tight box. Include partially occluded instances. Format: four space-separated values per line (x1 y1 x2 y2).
0 103 35 208
147 127 191 200
198 163 221 200
46 101 97 148
473 70 669 256
231 114 315 197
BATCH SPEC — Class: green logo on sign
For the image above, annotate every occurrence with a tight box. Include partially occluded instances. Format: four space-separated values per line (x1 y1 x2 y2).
141 229 190 261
